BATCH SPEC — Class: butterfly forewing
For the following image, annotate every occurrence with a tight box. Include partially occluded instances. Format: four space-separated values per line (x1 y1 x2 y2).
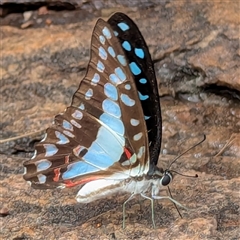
24 18 150 188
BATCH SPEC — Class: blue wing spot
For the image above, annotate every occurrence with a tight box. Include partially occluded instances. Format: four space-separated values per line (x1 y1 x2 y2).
55 131 70 144
120 94 135 107
63 120 73 131
72 110 83 120
117 55 127 66
37 174 46 184
94 127 124 160
36 160 52 172
108 46 116 57
97 61 105 72
102 26 112 39
125 84 131 90
139 78 147 84
70 119 81 129
122 41 131 51
144 116 151 120
135 48 145 59
63 162 99 179
129 62 141 75
99 35 105 44
133 132 143 141
100 113 124 136
102 99 121 118
85 88 93 100
91 73 100 86
138 91 149 101
43 144 58 157
109 73 121 85
99 46 107 60
114 31 118 36
130 118 140 126
63 126 125 179
115 67 126 82
104 83 118 101
118 22 130 31
83 146 114 168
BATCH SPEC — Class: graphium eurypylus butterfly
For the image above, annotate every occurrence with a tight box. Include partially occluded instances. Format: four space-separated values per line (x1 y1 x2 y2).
23 12 185 228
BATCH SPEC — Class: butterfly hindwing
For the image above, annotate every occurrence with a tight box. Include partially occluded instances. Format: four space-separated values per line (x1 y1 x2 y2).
108 13 162 166
23 17 150 189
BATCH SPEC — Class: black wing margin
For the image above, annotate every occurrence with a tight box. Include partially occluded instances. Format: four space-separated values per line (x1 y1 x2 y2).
108 12 162 166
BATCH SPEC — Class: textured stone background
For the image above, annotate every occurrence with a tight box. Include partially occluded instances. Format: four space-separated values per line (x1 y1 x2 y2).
1 1 239 239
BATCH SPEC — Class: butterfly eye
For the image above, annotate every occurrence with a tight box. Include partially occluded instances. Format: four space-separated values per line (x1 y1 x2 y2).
161 171 173 186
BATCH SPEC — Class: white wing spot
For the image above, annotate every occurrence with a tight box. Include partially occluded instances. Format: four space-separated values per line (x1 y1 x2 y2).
79 103 85 110
120 94 135 107
124 84 131 90
72 110 83 120
85 88 93 100
63 130 75 138
137 146 145 158
37 174 47 184
130 118 140 126
133 132 143 141
70 119 81 129
121 154 137 166
91 73 100 86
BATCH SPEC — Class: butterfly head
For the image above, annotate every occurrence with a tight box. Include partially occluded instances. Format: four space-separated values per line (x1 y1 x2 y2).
148 165 174 187
160 170 173 186
150 135 206 189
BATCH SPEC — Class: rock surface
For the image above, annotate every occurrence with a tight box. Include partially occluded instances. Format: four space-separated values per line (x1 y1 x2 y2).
1 1 239 239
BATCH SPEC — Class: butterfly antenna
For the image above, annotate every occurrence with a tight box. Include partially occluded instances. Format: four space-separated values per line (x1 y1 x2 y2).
170 170 198 178
167 186 182 218
168 134 206 170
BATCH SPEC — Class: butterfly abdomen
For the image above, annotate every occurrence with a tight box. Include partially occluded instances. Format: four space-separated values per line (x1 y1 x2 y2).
76 178 126 203
76 176 153 203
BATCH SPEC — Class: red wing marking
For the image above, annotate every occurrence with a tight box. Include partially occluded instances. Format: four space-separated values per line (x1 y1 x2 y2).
64 156 69 164
64 176 103 188
53 168 61 182
124 147 132 159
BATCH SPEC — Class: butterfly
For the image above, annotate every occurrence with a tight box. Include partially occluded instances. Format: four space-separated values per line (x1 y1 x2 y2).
23 12 185 228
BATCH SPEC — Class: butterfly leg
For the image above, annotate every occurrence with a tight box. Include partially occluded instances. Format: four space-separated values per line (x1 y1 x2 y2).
140 193 156 228
122 193 135 229
152 194 188 211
